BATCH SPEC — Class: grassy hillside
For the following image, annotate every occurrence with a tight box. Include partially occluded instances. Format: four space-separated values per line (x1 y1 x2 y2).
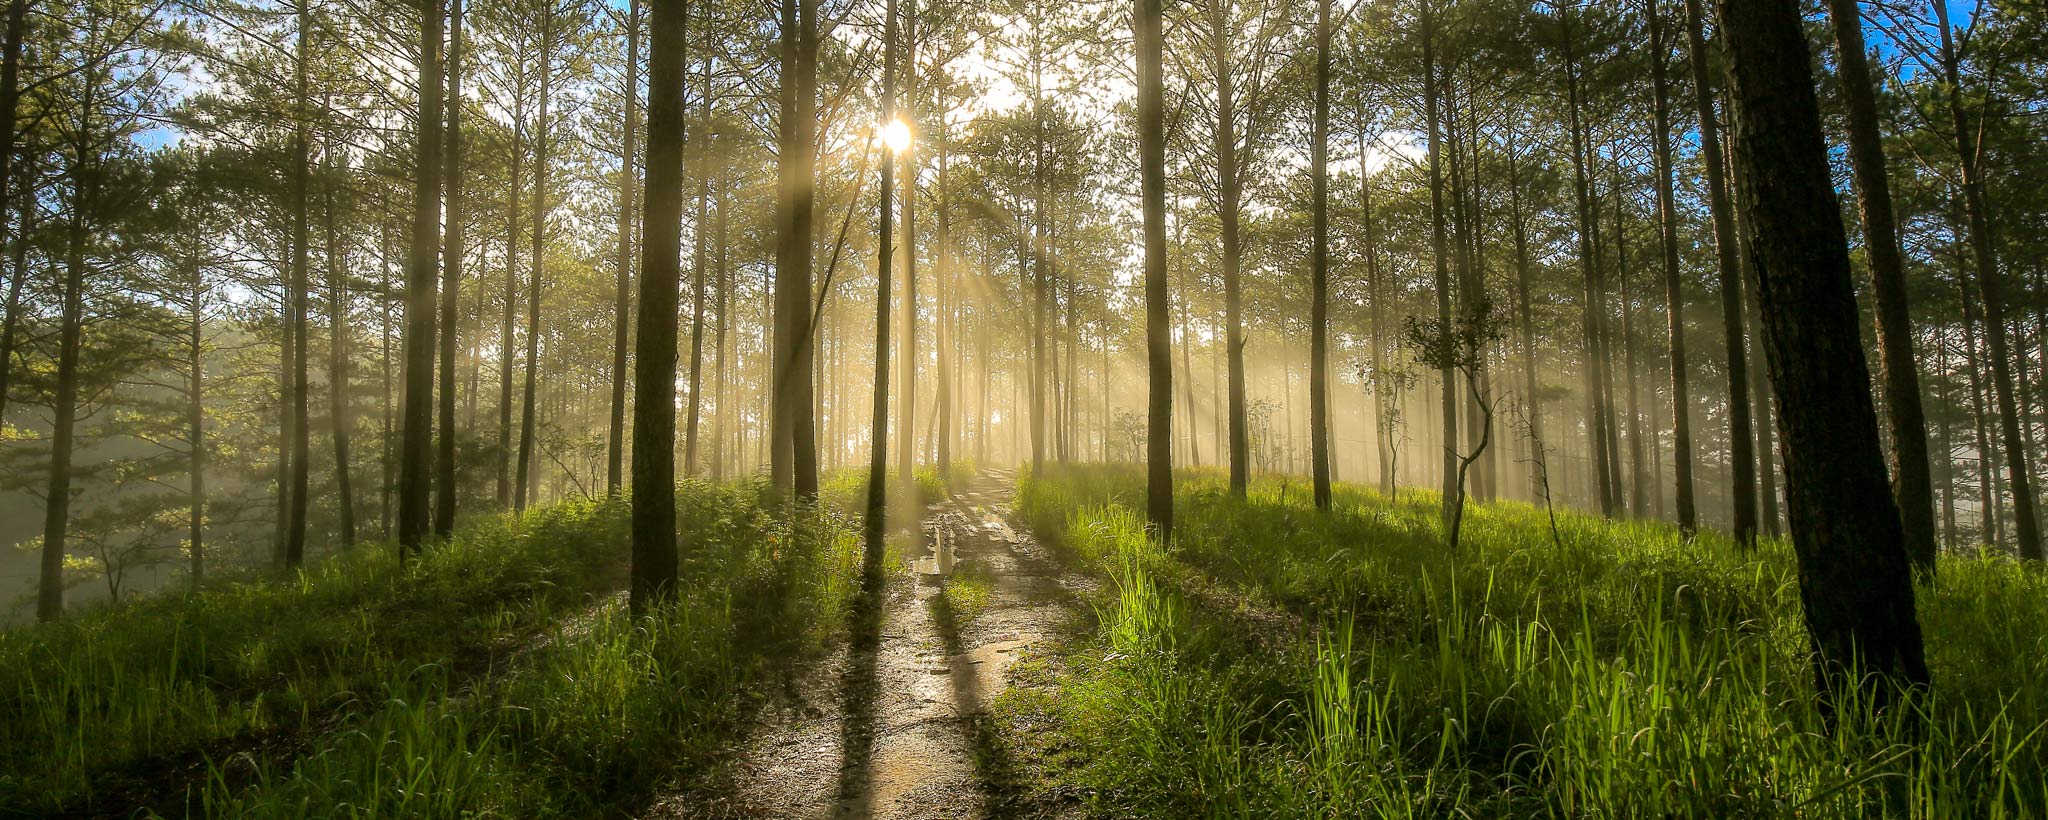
995 465 2048 819
0 480 861 819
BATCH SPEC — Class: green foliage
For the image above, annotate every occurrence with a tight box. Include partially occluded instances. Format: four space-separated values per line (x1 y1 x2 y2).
997 466 2048 819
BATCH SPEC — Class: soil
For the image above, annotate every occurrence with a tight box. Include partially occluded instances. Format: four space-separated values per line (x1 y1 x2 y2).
651 471 1092 820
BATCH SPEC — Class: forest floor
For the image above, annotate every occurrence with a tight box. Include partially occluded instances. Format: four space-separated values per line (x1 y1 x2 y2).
654 471 1091 820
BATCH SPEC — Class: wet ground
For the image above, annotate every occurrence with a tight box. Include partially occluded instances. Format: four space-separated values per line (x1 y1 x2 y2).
650 471 1091 820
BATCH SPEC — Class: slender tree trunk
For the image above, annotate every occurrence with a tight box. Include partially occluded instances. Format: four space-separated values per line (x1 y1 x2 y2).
609 0 640 496
1139 0 1171 536
1648 0 1697 532
189 249 207 586
1683 0 1758 545
326 147 356 548
1613 164 1646 516
1309 0 1332 511
1210 1 1248 496
1933 0 2039 559
39 171 93 620
684 42 710 477
516 14 556 513
868 0 899 562
436 0 464 537
0 0 30 426
712 174 729 481
1423 0 1456 531
630 0 687 615
498 77 524 508
285 1 312 569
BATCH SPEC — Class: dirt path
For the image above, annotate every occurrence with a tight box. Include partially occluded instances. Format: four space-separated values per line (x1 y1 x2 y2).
654 471 1089 820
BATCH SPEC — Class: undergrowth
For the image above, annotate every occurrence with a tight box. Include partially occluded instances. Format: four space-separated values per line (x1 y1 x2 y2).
999 464 2048 819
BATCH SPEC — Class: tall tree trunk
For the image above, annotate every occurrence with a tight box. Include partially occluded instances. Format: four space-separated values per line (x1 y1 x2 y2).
684 42 710 477
1309 0 1332 511
1714 0 1930 709
1506 127 1544 500
1683 0 1758 545
1648 0 1697 532
399 0 444 556
712 173 729 481
0 0 30 426
285 0 312 569
516 14 555 513
936 112 954 475
497 74 524 508
189 245 208 586
1211 0 1249 497
1139 0 1171 536
1933 0 2039 559
1614 163 1646 515
630 0 686 615
1823 0 1933 569
437 0 464 537
39 168 92 620
868 0 899 562
1423 0 1456 531
326 145 356 548
608 0 640 496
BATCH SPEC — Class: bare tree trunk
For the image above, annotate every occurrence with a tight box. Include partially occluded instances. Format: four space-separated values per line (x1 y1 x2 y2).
325 144 356 548
285 0 312 568
498 72 524 509
1683 0 1758 545
1933 0 2039 559
1139 0 1172 536
436 0 464 537
630 0 687 615
1648 0 1697 532
1309 0 1332 511
684 40 710 477
1423 0 1456 531
39 168 92 620
608 0 640 496
515 15 555 514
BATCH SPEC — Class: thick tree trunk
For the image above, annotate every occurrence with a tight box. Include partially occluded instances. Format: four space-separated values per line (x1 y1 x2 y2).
1683 0 1758 545
399 0 444 556
0 0 30 426
630 0 687 615
1714 0 1930 709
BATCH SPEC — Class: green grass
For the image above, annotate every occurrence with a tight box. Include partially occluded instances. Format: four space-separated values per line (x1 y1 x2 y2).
1 479 864 819
997 464 2048 819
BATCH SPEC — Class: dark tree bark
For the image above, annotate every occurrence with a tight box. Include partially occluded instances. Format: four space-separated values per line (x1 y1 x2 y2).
0 0 31 426
608 0 640 497
1822 0 1934 570
712 175 729 480
436 0 464 538
1714 0 1930 709
1682 0 1758 545
772 0 821 499
630 0 687 616
867 0 899 564
1139 0 1171 536
398 0 444 557
1210 0 1248 497
1308 0 1332 512
1647 0 1697 533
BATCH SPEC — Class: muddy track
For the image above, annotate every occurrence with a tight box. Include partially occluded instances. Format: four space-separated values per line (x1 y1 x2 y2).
652 472 1091 820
